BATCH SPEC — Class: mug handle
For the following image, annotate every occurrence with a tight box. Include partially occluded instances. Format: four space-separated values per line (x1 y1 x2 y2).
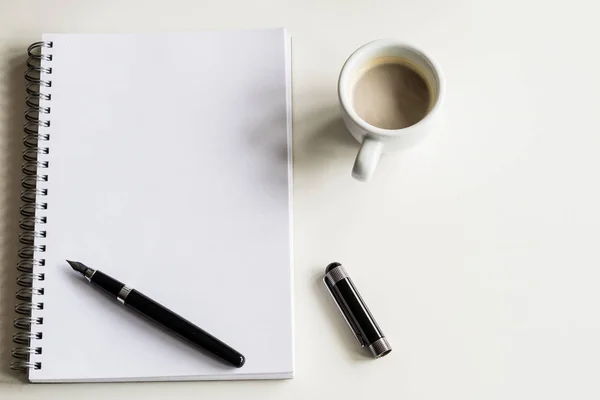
352 138 383 182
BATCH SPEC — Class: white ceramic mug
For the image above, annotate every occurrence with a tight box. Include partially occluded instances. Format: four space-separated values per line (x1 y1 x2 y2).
338 40 444 181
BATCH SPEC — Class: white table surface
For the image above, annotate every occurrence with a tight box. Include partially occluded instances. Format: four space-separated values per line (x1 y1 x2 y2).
1 0 600 398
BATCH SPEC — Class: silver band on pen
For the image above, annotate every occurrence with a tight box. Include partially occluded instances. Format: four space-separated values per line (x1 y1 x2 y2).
117 286 132 304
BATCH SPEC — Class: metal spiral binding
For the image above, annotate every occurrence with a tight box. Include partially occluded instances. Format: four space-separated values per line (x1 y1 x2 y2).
10 41 52 373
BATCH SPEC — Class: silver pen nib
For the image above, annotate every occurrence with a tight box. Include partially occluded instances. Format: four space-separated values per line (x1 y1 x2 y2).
66 260 96 281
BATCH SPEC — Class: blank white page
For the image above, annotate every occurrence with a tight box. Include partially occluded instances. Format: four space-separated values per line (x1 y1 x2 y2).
28 29 293 382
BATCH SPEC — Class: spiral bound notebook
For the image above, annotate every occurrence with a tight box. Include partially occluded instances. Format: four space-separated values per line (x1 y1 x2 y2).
11 29 293 382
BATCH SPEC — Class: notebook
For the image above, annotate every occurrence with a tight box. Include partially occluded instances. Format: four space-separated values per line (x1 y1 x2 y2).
12 29 293 382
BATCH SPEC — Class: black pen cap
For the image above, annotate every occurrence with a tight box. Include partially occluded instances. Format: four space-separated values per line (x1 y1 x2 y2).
324 262 391 359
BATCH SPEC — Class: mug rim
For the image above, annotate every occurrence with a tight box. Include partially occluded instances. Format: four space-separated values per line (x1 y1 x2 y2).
338 39 445 137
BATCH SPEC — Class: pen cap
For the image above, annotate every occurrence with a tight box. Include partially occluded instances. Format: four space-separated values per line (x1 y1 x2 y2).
324 262 391 359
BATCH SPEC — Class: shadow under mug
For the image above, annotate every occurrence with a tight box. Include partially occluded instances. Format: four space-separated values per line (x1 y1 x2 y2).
338 40 444 182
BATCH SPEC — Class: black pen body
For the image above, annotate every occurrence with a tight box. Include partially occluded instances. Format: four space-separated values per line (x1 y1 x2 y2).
88 270 245 368
324 262 392 358
124 289 245 368
89 270 126 296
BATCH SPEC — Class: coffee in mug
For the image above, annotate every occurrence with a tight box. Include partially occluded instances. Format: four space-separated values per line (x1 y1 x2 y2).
351 57 432 130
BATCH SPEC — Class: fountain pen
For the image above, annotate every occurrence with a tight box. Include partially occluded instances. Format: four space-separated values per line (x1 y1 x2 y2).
67 260 245 368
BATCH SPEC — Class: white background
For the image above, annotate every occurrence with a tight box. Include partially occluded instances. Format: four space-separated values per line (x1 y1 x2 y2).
1 0 599 398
